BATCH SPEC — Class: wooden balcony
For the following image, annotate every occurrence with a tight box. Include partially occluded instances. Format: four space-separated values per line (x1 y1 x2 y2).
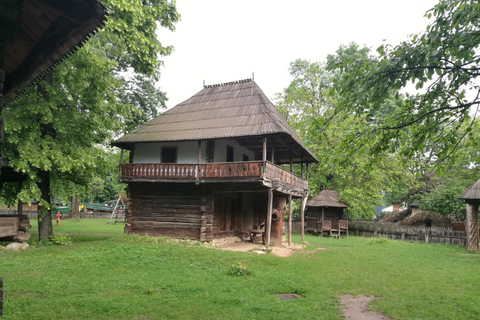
119 161 308 190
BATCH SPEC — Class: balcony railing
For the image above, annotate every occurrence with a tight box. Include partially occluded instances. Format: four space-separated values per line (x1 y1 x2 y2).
120 161 308 189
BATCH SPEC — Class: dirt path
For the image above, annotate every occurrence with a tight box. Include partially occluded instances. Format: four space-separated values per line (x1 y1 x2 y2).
340 295 393 320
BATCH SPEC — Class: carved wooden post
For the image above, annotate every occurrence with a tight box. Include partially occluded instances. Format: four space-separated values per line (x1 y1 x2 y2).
466 203 479 251
288 195 292 246
266 189 273 248
270 195 286 246
301 196 306 242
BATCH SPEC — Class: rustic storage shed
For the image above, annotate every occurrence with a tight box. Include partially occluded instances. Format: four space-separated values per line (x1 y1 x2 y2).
114 79 318 246
306 189 348 237
458 179 480 251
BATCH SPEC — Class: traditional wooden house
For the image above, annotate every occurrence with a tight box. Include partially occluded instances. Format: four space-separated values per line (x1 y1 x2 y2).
305 189 348 237
114 79 318 246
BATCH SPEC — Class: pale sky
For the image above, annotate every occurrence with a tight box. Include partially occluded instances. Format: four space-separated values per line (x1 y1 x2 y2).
156 0 439 110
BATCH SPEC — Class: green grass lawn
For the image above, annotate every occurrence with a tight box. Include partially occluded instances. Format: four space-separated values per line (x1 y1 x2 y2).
1 220 480 319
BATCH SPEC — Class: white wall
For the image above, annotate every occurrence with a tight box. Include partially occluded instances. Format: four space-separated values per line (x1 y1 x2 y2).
133 139 256 163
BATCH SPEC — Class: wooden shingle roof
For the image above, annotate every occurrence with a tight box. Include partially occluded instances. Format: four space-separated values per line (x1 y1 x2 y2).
458 178 480 200
115 79 318 164
306 190 348 208
1 0 107 106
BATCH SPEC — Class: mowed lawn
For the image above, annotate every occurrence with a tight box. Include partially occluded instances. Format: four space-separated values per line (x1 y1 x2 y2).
1 219 480 320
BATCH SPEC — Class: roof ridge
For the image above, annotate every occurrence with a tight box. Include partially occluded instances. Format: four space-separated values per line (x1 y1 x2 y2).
128 120 282 134
157 103 274 117
142 110 275 126
203 78 252 88
177 90 263 107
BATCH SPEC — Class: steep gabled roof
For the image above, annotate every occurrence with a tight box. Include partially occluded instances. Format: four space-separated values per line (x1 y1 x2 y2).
115 79 318 164
1 0 107 106
306 190 348 208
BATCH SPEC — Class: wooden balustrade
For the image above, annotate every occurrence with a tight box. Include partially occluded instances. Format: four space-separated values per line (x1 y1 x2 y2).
120 161 308 190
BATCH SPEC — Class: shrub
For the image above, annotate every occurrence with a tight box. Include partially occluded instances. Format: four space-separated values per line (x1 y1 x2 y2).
228 261 250 277
368 237 389 245
35 234 72 247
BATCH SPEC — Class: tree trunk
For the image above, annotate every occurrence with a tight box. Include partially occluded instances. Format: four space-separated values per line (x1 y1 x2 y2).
70 194 80 219
270 195 286 246
38 170 52 240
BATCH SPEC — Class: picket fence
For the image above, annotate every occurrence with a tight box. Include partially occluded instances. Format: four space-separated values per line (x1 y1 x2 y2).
346 221 466 247
287 221 467 247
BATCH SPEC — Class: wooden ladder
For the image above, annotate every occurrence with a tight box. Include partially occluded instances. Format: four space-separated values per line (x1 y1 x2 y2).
107 196 125 225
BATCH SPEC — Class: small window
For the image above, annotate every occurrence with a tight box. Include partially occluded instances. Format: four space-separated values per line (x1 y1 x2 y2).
161 147 177 163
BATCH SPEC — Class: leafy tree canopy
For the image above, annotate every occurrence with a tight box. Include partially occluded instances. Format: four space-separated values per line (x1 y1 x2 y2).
276 59 414 218
325 0 480 167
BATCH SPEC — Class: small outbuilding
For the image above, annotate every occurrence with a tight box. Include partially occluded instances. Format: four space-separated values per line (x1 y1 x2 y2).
306 190 348 237
458 179 480 251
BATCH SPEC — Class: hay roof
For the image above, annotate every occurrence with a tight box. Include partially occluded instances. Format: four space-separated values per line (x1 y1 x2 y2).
115 79 318 164
379 209 410 223
458 178 480 200
306 190 348 208
398 211 451 227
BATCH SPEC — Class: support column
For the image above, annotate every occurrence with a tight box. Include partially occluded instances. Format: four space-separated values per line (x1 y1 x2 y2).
288 195 292 246
301 196 307 242
266 188 273 249
466 203 479 251
271 139 275 163
289 152 293 172
262 137 267 161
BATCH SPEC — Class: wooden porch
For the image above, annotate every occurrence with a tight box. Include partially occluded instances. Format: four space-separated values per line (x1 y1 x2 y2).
119 161 308 191
307 218 348 238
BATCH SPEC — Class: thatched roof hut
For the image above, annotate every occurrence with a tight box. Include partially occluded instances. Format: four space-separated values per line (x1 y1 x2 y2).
398 211 451 228
379 209 410 223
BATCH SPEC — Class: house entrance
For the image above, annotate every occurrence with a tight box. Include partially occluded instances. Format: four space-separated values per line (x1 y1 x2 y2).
215 194 239 232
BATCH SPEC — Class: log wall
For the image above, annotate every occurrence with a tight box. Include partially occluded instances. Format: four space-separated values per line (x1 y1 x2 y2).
0 215 31 241
125 183 208 240
125 183 263 241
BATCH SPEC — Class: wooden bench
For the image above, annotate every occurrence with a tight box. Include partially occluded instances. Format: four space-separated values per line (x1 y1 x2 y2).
248 229 264 243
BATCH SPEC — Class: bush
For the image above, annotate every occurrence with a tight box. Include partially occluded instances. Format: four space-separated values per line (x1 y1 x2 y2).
35 234 72 247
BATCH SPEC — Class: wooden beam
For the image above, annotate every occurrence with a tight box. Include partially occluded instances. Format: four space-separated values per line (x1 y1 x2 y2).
266 188 273 249
301 161 304 179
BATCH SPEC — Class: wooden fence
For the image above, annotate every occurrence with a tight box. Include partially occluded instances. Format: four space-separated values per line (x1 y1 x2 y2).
287 221 467 248
348 221 467 247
